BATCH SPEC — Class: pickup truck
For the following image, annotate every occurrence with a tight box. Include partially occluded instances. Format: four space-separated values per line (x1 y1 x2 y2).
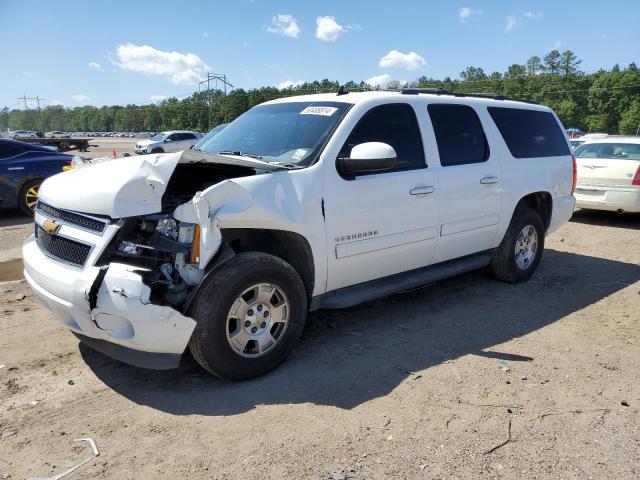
22 89 576 380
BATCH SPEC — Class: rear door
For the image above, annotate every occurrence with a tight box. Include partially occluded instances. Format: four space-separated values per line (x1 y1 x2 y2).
427 103 502 263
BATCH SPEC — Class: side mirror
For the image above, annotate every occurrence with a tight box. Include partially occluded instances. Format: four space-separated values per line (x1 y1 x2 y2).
337 142 398 177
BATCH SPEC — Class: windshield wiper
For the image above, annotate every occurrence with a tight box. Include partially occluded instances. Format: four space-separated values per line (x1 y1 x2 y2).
217 151 263 159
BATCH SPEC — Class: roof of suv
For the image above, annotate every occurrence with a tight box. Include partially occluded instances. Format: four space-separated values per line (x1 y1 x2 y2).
265 90 551 112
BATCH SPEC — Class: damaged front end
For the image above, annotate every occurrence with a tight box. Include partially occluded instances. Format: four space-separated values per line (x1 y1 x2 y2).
23 150 261 369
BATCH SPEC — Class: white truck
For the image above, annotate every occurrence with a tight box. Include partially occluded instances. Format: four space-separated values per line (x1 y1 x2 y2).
23 89 576 380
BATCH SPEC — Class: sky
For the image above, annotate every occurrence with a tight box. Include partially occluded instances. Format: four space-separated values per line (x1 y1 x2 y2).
1 0 638 109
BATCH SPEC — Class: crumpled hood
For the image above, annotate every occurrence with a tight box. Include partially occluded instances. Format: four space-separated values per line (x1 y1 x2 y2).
38 153 182 218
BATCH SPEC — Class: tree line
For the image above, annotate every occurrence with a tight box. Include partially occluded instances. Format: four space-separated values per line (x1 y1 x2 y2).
2 50 639 135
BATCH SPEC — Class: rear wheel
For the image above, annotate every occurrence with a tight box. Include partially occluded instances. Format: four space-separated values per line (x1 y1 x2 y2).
189 252 307 380
150 147 164 154
18 179 42 216
490 208 545 283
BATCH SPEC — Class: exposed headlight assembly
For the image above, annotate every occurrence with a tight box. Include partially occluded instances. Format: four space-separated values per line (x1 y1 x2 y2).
156 217 179 239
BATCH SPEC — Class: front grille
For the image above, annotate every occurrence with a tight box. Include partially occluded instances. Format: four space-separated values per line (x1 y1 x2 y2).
37 201 108 233
36 226 92 267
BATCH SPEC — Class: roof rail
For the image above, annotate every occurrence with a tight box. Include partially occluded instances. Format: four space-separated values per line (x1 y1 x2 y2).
454 92 508 100
398 88 450 95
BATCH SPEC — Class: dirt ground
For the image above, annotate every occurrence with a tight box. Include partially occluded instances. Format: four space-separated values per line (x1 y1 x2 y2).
0 209 639 480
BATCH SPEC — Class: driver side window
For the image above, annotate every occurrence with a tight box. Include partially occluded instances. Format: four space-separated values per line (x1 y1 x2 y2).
340 103 426 172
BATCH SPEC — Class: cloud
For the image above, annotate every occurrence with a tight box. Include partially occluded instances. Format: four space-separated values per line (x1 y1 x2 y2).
71 94 90 103
365 74 392 89
379 50 426 71
21 72 32 78
267 14 300 38
111 43 210 85
277 79 304 90
202 32 209 38
550 40 562 51
505 15 517 32
458 7 481 22
315 16 346 42
88 62 104 71
149 95 167 103
524 11 543 19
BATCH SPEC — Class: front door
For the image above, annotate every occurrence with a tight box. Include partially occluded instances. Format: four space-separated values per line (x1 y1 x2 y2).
323 103 440 292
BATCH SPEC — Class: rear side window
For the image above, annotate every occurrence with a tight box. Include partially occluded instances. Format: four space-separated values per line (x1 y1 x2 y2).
340 103 426 171
488 107 570 158
427 104 489 167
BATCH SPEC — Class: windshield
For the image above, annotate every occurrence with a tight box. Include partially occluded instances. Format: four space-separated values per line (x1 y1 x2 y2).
192 123 227 151
195 101 351 166
574 143 640 160
150 133 167 141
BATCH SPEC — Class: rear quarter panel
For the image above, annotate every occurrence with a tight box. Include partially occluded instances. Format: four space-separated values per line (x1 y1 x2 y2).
483 107 574 244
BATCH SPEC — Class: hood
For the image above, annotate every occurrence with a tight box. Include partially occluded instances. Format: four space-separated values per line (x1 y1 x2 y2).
38 153 183 217
37 150 280 218
136 139 156 147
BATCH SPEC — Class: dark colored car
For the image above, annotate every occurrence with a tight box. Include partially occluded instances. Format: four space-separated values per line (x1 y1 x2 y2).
0 138 73 215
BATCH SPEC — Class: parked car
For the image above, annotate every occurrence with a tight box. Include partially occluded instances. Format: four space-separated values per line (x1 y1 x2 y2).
10 130 37 139
574 136 640 213
134 130 203 154
45 131 70 139
23 90 575 379
0 138 74 215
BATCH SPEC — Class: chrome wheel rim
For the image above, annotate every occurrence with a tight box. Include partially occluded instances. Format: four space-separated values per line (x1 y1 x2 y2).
25 185 40 210
225 283 290 358
514 225 538 270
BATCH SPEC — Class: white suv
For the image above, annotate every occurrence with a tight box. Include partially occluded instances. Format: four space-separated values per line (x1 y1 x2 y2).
23 89 575 379
135 130 202 154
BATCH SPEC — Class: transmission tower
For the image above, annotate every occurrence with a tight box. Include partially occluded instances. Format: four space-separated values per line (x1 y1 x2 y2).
198 73 234 129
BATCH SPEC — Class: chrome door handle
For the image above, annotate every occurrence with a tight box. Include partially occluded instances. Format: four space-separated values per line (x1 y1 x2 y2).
410 185 435 195
480 176 499 185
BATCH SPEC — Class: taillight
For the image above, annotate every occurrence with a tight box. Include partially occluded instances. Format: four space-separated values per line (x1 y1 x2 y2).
571 154 577 194
632 164 640 186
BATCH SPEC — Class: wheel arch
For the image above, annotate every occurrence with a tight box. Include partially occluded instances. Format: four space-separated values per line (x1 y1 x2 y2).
206 228 316 302
513 191 552 232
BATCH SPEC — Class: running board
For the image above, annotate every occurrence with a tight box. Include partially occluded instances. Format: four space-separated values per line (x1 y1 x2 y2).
310 252 492 311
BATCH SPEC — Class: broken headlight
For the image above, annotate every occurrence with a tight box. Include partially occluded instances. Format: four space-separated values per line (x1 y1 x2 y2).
156 217 179 240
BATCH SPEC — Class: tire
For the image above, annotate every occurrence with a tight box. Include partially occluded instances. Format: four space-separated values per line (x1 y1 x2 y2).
188 252 307 380
150 147 164 154
490 208 545 283
18 179 42 216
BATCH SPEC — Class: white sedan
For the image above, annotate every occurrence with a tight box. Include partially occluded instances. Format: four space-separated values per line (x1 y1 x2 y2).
574 137 640 213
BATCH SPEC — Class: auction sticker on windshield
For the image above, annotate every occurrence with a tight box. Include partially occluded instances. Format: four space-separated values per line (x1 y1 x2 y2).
300 106 339 116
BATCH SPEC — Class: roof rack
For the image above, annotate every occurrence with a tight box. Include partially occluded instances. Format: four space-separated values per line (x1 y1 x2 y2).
395 88 538 104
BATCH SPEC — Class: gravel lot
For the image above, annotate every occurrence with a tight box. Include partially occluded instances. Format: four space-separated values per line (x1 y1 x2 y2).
0 206 639 479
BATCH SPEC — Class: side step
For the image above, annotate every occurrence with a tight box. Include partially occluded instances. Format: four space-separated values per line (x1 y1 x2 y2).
310 252 492 310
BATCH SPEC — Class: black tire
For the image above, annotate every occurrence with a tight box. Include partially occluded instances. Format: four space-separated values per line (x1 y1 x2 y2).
150 147 164 154
18 179 42 216
188 252 307 380
490 208 545 283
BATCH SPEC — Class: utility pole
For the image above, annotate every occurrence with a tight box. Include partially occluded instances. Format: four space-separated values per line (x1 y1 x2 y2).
197 73 233 129
17 94 45 131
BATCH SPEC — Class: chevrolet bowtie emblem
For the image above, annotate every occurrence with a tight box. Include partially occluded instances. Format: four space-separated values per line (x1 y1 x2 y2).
42 219 61 235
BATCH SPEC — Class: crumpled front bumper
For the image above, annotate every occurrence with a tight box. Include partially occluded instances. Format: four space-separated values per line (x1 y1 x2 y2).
23 235 196 369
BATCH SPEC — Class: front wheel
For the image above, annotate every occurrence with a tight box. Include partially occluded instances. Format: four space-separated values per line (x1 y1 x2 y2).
490 208 545 283
18 179 42 216
188 252 307 380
